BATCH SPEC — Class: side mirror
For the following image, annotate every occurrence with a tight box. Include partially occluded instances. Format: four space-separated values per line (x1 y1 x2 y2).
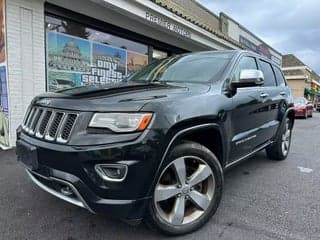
231 69 264 89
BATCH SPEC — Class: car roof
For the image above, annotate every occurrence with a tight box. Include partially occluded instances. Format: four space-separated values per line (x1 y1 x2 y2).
181 50 275 63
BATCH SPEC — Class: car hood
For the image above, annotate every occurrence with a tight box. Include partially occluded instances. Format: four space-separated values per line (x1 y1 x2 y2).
32 81 211 112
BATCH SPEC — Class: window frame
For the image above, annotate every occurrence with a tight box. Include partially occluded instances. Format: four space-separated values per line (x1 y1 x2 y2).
273 65 287 87
232 55 259 82
257 58 277 87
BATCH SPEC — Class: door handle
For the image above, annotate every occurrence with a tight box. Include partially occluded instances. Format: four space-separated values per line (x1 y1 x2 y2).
280 91 286 96
260 93 269 98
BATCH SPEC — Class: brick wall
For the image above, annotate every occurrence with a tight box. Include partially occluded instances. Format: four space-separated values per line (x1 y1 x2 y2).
6 0 46 146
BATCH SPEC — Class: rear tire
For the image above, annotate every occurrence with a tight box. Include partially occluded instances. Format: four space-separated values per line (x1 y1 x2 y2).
144 142 223 236
266 118 292 161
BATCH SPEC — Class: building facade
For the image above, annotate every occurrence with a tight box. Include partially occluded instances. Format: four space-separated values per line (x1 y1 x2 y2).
220 13 282 66
0 0 281 149
282 54 320 103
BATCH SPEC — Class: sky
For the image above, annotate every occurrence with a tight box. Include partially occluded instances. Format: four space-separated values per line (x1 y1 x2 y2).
198 0 320 74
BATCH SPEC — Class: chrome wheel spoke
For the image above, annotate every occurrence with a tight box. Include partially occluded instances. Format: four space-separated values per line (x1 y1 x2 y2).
282 144 285 153
155 184 181 202
172 158 186 185
189 190 210 211
170 196 186 224
285 130 291 139
281 124 291 155
285 141 289 149
189 164 212 187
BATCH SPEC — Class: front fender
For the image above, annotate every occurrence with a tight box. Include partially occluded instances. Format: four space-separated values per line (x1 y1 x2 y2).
147 123 227 197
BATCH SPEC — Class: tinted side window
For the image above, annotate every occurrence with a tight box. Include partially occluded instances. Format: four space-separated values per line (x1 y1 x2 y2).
233 56 258 81
274 66 286 87
259 60 277 87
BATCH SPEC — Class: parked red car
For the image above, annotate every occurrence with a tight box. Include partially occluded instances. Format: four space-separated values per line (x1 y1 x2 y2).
294 97 313 118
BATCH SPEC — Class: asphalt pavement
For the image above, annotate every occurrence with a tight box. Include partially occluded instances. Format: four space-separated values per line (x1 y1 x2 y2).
1 113 319 240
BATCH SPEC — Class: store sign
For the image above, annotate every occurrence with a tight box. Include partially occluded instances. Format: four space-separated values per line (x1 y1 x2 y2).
145 12 191 38
239 35 272 59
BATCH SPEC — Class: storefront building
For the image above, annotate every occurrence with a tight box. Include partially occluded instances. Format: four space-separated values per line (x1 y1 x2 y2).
282 54 320 102
220 13 282 66
0 0 281 149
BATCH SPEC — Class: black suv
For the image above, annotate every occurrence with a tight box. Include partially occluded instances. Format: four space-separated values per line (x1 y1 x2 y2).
16 50 294 235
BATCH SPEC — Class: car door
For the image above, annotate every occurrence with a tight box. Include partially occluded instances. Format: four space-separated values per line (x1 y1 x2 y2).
228 55 267 162
256 59 282 141
273 65 292 115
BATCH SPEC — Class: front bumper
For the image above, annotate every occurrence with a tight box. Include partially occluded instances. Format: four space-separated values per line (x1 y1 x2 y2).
17 128 166 220
294 108 306 117
25 169 94 212
24 167 149 220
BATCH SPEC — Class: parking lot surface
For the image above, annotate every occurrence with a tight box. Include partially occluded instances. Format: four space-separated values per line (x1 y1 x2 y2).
1 113 319 240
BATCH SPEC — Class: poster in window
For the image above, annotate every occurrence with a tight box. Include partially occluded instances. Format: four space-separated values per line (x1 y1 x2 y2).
81 43 126 85
0 66 9 147
47 31 91 72
46 26 150 91
127 51 148 75
0 0 9 148
47 71 81 92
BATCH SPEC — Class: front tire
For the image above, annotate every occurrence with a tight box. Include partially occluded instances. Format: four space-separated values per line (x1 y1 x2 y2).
145 142 223 235
266 118 292 161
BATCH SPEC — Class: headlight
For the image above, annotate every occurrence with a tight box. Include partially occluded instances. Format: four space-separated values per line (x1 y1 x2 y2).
89 113 153 132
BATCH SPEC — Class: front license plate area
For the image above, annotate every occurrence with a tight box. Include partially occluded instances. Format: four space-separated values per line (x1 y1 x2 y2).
16 140 39 170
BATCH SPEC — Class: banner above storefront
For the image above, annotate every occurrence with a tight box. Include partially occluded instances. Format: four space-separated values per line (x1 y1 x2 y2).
240 36 272 59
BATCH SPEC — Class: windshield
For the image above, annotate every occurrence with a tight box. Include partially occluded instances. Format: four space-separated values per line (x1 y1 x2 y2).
127 52 233 83
294 98 306 104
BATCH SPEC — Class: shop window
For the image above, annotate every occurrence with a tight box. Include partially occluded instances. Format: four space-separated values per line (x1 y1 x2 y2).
45 15 149 92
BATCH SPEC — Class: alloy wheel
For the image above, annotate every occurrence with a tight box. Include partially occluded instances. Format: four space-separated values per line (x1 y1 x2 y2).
281 119 291 156
154 156 215 226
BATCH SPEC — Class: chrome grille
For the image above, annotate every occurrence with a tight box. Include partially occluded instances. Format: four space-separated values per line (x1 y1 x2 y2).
60 114 77 141
22 107 78 143
37 111 53 137
47 112 64 139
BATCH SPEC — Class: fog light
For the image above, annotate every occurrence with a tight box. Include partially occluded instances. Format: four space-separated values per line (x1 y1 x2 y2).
95 164 128 182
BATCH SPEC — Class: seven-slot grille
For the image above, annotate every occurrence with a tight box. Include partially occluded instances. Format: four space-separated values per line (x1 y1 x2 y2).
22 107 78 143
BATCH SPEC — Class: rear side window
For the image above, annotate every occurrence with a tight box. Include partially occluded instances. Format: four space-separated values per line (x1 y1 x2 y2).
233 56 258 81
258 60 277 87
274 67 287 87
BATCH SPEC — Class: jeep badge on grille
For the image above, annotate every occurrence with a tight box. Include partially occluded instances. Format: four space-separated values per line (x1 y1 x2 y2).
37 99 51 106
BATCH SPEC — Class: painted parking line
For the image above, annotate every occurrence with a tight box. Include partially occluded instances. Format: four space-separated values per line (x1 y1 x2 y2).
297 166 313 173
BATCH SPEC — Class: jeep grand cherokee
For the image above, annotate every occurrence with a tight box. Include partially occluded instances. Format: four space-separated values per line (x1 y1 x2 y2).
16 50 294 235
